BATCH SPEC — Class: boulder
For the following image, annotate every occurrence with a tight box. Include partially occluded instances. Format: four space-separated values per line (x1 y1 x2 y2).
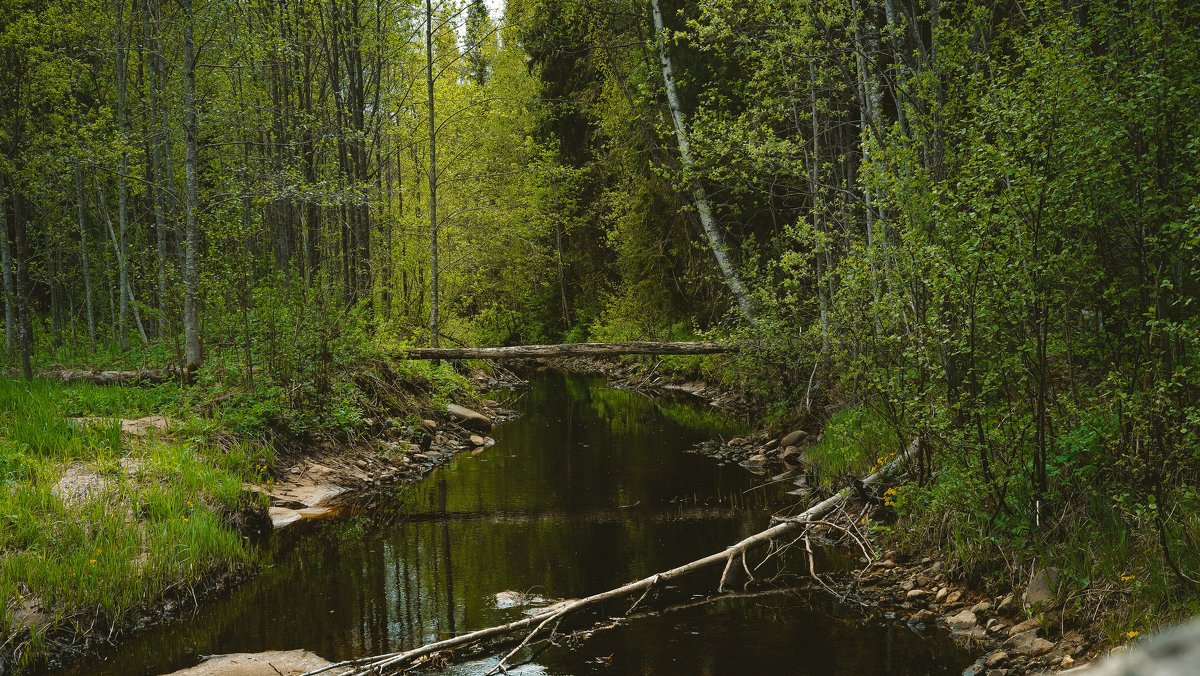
779 429 809 448
165 650 340 675
469 434 486 446
1024 567 1060 609
446 404 492 432
948 610 978 633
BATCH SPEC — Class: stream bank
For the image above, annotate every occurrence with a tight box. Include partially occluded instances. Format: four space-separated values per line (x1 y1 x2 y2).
46 370 973 676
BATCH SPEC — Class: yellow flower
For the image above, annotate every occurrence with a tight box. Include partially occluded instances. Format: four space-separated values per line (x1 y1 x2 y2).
181 516 190 523
1126 630 1140 639
88 559 97 565
1120 573 1136 582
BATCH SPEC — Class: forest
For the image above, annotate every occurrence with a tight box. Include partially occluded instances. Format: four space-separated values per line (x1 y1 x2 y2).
2 0 1199 672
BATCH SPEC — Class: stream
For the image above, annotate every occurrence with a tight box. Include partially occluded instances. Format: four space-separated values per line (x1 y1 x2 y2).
58 372 972 675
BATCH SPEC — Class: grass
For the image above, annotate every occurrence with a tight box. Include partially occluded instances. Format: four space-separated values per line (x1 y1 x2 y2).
0 376 270 670
803 407 898 487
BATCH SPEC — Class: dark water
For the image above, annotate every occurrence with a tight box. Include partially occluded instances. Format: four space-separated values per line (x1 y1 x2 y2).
59 372 971 675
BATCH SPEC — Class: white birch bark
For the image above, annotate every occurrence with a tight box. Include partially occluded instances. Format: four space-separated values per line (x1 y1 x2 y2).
650 0 754 322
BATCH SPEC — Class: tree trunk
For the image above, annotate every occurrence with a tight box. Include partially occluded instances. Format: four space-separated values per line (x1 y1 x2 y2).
650 0 754 323
97 185 149 343
113 0 131 350
143 0 170 338
11 191 32 380
75 164 96 344
182 0 203 373
0 174 15 353
426 0 440 348
396 341 737 360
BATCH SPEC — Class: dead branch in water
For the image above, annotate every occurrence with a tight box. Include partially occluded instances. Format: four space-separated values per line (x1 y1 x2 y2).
304 440 919 676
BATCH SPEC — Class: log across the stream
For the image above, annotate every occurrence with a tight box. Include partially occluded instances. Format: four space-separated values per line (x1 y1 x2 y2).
306 440 920 676
396 341 737 360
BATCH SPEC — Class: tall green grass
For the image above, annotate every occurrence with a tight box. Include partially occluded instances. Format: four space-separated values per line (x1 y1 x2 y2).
0 376 267 670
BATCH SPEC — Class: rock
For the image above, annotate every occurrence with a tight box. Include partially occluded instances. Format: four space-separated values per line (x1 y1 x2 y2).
1008 617 1040 637
962 664 984 676
1024 567 1060 609
971 600 993 614
927 561 944 574
1029 638 1055 657
469 435 485 446
997 592 1017 612
269 507 303 529
1060 655 1074 668
164 650 340 675
781 445 804 460
421 419 438 430
744 454 769 467
985 652 1008 668
900 578 917 592
484 437 496 447
779 429 808 448
946 590 963 605
948 610 978 633
446 404 492 432
763 439 779 451
907 589 929 599
935 587 951 603
53 462 110 506
1006 629 1053 656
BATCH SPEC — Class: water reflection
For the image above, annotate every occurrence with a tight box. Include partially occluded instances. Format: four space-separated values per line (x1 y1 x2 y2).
55 372 968 676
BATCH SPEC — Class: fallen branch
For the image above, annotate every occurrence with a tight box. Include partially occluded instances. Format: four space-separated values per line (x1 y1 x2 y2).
9 368 184 385
395 341 737 360
307 440 919 676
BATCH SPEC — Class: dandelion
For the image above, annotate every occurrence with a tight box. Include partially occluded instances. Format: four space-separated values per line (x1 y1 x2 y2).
1120 573 1136 582
88 559 97 565
182 516 190 523
1126 630 1140 639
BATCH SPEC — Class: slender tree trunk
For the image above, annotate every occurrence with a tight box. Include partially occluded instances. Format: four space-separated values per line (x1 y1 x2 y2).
112 0 132 349
426 0 439 348
182 0 203 372
97 185 149 343
650 0 754 322
75 164 96 345
143 0 170 338
11 192 32 380
0 174 15 353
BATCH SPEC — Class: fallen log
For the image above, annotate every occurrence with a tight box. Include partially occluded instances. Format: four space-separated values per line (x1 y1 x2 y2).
307 440 920 676
395 341 737 360
9 368 183 385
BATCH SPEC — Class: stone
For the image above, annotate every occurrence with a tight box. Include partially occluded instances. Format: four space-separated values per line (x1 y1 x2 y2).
1024 567 1060 609
446 403 492 432
164 650 340 675
469 435 485 446
779 429 808 448
421 419 438 430
1029 638 1055 657
985 652 1008 668
1008 617 1040 637
997 592 1017 612
900 578 917 592
946 591 963 605
971 601 993 614
269 507 302 529
935 587 951 603
781 445 803 460
962 664 984 676
1006 629 1046 655
906 589 929 599
948 610 978 633
1060 655 1074 669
